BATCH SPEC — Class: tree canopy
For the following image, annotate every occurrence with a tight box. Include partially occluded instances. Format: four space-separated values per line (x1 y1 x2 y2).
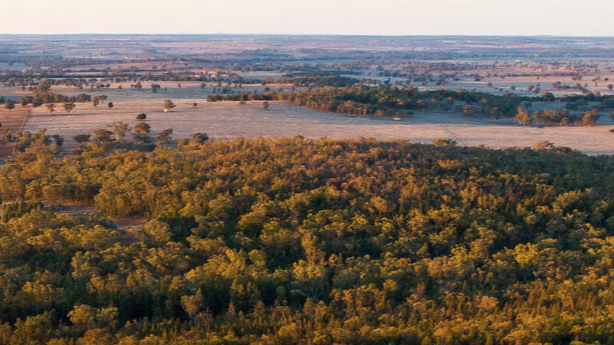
1 133 614 344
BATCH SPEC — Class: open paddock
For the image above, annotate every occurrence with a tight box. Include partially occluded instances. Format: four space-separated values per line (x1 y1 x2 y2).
22 100 614 155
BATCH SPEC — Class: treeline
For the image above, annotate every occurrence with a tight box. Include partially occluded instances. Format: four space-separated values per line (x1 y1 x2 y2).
284 85 614 119
0 78 98 109
2 134 614 343
2 122 187 155
264 73 360 87
1 71 261 89
206 91 278 102
17 93 92 107
514 107 601 126
285 85 540 117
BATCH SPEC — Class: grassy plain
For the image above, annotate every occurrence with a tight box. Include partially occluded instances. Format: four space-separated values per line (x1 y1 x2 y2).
23 100 614 155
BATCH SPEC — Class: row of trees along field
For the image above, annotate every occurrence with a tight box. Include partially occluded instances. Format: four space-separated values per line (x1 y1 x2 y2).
263 74 360 87
1 71 362 91
282 85 614 121
513 107 606 126
1 72 261 85
284 85 537 117
0 77 108 111
1 130 614 344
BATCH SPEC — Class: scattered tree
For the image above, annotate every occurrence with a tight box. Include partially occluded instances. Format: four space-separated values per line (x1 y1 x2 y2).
63 102 76 113
163 100 176 113
514 107 532 125
73 134 91 143
4 100 15 111
156 128 173 145
45 103 56 114
582 109 600 126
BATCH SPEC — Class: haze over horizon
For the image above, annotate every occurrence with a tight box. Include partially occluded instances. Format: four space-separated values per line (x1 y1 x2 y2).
2 0 613 36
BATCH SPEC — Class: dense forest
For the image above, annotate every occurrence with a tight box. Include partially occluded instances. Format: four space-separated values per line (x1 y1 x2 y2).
0 129 613 344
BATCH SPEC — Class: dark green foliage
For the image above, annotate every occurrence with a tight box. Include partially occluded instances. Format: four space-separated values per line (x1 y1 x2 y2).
265 73 360 87
287 86 614 120
2 201 42 222
287 85 539 117
17 93 92 107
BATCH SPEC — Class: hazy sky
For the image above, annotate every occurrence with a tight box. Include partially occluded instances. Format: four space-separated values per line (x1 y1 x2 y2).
2 0 612 36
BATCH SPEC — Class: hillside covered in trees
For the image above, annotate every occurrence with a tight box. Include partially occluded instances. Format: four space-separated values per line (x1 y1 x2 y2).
1 132 614 344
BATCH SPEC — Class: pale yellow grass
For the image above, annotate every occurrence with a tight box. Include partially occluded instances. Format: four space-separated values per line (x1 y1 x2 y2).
23 100 614 155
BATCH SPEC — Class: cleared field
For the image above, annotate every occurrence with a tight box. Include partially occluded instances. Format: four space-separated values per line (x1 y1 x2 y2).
23 100 614 155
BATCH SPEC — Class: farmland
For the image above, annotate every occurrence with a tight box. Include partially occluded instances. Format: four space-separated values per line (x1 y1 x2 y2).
20 100 614 155
4 35 614 156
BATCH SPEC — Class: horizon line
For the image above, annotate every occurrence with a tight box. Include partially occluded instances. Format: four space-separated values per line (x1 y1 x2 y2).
1 33 614 38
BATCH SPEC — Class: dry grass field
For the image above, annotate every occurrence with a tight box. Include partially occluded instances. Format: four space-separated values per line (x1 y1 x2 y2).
23 100 614 155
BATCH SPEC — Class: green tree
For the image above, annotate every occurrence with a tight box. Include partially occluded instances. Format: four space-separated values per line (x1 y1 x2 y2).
462 104 475 116
489 107 500 119
46 103 56 114
4 100 15 111
63 101 76 113
533 140 555 151
514 107 531 125
73 134 91 143
156 128 173 145
582 109 600 126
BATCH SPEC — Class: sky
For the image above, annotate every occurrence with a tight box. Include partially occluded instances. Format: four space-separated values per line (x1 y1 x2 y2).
1 0 612 36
